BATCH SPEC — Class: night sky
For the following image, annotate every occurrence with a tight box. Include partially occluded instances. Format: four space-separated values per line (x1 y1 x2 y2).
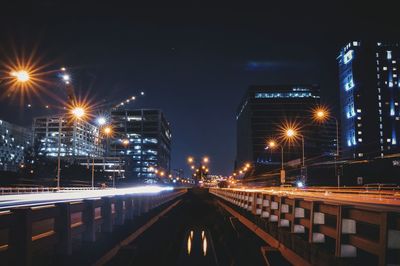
0 1 399 175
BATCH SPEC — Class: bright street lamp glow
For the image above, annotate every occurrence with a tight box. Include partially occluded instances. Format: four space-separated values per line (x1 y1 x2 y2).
286 129 296 138
103 126 112 136
203 157 209 163
187 157 194 163
71 107 85 119
11 70 30 82
122 139 130 146
97 117 107 126
62 74 70 81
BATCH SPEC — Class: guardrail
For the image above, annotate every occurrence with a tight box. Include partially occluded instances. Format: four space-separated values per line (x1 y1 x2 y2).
0 188 186 266
210 188 400 266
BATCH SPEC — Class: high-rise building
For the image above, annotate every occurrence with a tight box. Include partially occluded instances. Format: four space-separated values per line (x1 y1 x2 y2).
338 41 400 159
0 119 32 172
236 85 323 172
110 109 171 183
33 115 104 158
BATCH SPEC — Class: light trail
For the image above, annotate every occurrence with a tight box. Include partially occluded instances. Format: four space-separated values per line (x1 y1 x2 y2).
0 185 174 210
225 186 400 209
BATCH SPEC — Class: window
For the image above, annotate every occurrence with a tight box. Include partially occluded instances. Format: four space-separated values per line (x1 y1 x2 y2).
387 51 392 60
343 50 354 64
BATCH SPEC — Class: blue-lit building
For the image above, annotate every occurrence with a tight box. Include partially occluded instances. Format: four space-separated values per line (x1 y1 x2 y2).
338 41 400 159
0 119 32 172
236 85 326 177
110 109 171 183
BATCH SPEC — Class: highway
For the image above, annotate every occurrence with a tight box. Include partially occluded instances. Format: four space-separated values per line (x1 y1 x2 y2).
0 186 174 210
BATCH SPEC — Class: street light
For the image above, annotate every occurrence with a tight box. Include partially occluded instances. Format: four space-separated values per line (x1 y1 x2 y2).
97 116 107 126
56 104 89 189
10 70 30 83
282 127 304 167
187 156 194 163
267 139 286 184
312 105 340 187
71 106 86 119
203 157 209 163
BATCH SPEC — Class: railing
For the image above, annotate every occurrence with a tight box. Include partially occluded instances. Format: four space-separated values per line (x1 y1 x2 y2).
210 187 400 266
0 188 186 266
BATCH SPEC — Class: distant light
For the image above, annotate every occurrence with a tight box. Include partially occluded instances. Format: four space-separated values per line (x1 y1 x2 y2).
61 67 66 71
97 117 107 126
296 181 304 188
62 74 70 81
27 104 31 108
141 91 145 96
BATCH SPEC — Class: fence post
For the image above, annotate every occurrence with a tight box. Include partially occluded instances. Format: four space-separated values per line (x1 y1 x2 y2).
9 208 33 266
125 196 134 221
115 196 124 225
55 202 72 256
82 200 96 242
101 197 113 233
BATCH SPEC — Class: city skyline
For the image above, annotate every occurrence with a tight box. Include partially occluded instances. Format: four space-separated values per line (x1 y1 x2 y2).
1 3 399 175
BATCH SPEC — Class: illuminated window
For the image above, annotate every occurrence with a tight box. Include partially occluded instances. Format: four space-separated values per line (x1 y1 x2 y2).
387 51 392 60
343 50 354 64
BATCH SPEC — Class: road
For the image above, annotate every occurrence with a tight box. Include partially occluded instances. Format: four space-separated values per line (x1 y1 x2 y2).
107 188 273 266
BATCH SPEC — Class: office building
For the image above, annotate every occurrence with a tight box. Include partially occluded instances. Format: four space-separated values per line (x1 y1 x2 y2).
110 109 172 183
33 115 104 158
236 85 323 173
338 41 400 159
0 119 32 172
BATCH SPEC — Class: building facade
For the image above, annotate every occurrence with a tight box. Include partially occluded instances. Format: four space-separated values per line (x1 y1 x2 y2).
338 41 400 159
33 115 104 158
110 109 171 183
0 119 32 172
236 85 325 173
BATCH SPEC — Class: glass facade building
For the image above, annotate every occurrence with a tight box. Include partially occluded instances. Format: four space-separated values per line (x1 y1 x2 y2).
338 41 400 159
0 119 32 172
33 115 104 158
110 109 171 183
236 85 324 172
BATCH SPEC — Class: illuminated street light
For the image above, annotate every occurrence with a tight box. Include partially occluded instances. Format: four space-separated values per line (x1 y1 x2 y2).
62 74 70 82
10 70 30 83
203 157 209 163
71 106 85 119
191 165 195 170
312 105 340 187
122 139 130 146
103 126 112 136
97 116 107 126
187 157 194 163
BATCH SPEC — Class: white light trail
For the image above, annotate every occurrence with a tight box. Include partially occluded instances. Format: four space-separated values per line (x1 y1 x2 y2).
0 185 174 209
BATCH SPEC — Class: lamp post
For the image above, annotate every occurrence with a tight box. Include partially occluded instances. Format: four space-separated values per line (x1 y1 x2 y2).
313 106 340 187
187 156 210 183
267 140 286 184
282 127 306 184
56 105 87 190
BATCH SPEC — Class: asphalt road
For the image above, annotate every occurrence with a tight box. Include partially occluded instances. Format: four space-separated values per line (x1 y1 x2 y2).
107 188 268 266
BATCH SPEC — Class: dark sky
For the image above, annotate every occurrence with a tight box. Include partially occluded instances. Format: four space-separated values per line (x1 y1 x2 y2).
0 1 399 175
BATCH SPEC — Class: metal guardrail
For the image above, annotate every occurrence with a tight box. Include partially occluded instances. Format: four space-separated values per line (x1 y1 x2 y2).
0 188 187 266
